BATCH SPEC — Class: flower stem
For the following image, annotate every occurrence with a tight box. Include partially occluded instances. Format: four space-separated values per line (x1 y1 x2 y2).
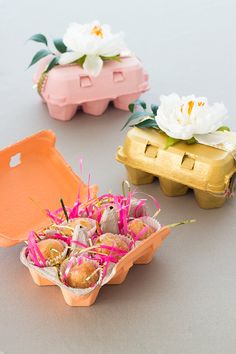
166 219 196 228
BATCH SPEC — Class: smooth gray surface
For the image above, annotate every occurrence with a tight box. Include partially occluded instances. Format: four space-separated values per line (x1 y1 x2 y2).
0 0 236 353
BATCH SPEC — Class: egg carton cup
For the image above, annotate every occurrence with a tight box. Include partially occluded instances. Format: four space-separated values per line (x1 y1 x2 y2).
130 216 162 262
59 258 103 295
21 249 103 306
34 56 149 121
116 127 236 209
138 216 161 230
20 226 170 306
96 233 132 249
59 257 102 284
28 239 69 267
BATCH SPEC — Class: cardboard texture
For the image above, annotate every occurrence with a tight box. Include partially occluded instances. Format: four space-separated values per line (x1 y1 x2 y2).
34 56 149 120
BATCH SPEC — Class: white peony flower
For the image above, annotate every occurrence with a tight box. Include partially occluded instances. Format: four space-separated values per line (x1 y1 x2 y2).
59 21 127 77
155 93 228 140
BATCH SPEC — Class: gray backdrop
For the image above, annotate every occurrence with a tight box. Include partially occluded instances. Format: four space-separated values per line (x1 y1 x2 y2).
0 0 236 353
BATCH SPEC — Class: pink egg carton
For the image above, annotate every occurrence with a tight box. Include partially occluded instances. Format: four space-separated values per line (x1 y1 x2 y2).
34 56 149 121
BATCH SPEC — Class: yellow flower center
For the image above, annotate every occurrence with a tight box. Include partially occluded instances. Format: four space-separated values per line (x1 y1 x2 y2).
198 101 205 107
187 100 194 116
91 25 103 38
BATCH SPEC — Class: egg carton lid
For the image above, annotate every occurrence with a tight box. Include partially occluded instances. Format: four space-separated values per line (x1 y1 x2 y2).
0 130 98 247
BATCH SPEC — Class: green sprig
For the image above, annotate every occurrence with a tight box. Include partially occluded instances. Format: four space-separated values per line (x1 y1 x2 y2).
53 38 67 53
164 136 180 149
130 118 158 129
128 99 147 113
122 100 158 131
121 111 151 131
27 49 52 68
151 104 159 115
186 137 197 144
28 33 48 46
27 33 123 75
74 55 86 67
45 56 59 72
100 54 121 62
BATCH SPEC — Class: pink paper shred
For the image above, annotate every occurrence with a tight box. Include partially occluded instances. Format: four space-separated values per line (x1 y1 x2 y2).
28 182 161 283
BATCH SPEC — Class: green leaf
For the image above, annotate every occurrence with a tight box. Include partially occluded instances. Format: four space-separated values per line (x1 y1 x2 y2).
100 54 121 62
28 33 48 46
74 55 86 67
138 100 147 110
27 49 52 68
217 126 230 132
165 136 180 149
128 102 135 113
186 137 197 144
121 111 150 131
131 118 159 128
151 104 159 116
45 56 59 72
53 38 67 53
128 99 147 113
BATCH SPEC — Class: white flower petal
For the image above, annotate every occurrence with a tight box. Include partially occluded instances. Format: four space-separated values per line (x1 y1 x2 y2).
194 132 229 145
59 51 83 65
99 34 126 57
101 24 111 36
61 21 127 59
155 93 228 140
120 48 133 57
63 23 84 51
83 55 103 77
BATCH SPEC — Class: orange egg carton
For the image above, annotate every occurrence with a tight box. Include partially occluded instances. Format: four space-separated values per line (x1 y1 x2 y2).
0 130 170 306
20 227 169 306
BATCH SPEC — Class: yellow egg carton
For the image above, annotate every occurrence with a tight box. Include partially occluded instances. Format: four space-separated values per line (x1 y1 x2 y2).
116 127 236 209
